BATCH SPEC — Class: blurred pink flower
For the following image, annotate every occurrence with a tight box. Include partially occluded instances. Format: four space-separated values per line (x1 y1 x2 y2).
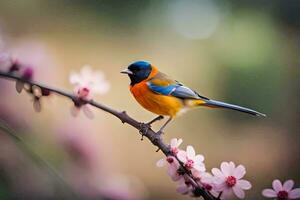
262 179 300 200
69 65 110 118
8 40 58 83
212 161 251 199
156 138 184 181
101 175 148 200
69 65 110 100
177 145 205 172
176 177 193 195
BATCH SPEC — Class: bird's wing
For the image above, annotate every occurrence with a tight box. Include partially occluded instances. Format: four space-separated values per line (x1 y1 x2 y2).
147 73 209 100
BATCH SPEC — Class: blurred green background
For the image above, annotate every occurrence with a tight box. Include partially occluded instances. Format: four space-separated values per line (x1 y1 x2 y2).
0 0 299 199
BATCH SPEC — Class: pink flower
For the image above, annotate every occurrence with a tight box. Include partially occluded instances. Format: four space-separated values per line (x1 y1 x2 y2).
156 138 184 181
176 177 193 195
170 138 183 155
212 161 251 199
177 145 205 172
262 179 300 200
69 66 110 118
69 65 110 101
156 156 182 181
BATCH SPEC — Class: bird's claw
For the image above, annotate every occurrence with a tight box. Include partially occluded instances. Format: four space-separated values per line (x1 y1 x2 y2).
147 115 164 125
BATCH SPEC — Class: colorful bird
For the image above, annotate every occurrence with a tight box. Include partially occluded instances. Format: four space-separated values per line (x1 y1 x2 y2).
121 61 265 134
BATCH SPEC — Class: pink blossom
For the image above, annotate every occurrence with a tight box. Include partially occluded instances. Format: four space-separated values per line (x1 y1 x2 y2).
69 65 110 101
169 138 183 155
212 161 251 199
69 66 110 118
156 156 181 181
262 179 300 200
176 177 193 195
156 138 184 181
177 145 205 172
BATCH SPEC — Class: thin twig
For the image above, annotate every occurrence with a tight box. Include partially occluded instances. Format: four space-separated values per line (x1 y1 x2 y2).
0 71 216 200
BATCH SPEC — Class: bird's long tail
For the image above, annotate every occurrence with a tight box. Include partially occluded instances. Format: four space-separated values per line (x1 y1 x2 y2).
199 99 266 117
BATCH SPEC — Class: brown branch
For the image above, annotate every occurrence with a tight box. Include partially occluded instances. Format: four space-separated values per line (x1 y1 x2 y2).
0 71 216 200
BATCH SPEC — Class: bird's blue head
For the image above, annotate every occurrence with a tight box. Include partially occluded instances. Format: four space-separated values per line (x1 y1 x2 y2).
121 61 152 86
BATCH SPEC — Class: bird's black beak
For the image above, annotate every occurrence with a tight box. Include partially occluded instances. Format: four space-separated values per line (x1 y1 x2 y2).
120 69 133 75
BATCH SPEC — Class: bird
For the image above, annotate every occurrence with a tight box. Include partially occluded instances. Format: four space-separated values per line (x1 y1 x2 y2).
121 61 266 134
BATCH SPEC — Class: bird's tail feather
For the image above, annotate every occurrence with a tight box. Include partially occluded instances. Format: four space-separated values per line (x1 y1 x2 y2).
201 99 266 117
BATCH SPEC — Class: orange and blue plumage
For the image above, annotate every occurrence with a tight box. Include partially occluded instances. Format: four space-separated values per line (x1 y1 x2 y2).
121 61 266 134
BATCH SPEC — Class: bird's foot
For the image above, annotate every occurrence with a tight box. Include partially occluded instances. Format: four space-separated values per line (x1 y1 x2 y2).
147 115 164 126
139 123 151 140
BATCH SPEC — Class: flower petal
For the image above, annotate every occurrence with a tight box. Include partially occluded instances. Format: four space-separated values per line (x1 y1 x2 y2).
170 138 178 148
237 180 251 190
194 163 206 172
156 158 165 167
272 179 283 192
93 82 110 94
221 188 231 200
201 172 213 183
233 165 246 179
212 168 225 178
69 73 81 85
82 105 94 119
195 154 205 163
177 150 187 163
186 145 195 158
233 185 245 199
221 162 231 176
168 164 181 181
283 180 294 192
214 181 227 192
177 184 189 194
229 161 236 175
290 188 300 199
262 189 277 198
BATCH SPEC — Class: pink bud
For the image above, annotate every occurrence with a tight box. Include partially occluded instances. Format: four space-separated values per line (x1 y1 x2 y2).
41 88 51 96
8 59 21 73
22 67 33 80
166 157 174 163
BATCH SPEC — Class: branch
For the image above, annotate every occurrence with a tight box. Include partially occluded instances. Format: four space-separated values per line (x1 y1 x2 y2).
0 71 216 200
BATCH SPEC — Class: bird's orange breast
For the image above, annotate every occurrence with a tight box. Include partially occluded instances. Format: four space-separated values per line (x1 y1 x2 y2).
130 81 183 117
